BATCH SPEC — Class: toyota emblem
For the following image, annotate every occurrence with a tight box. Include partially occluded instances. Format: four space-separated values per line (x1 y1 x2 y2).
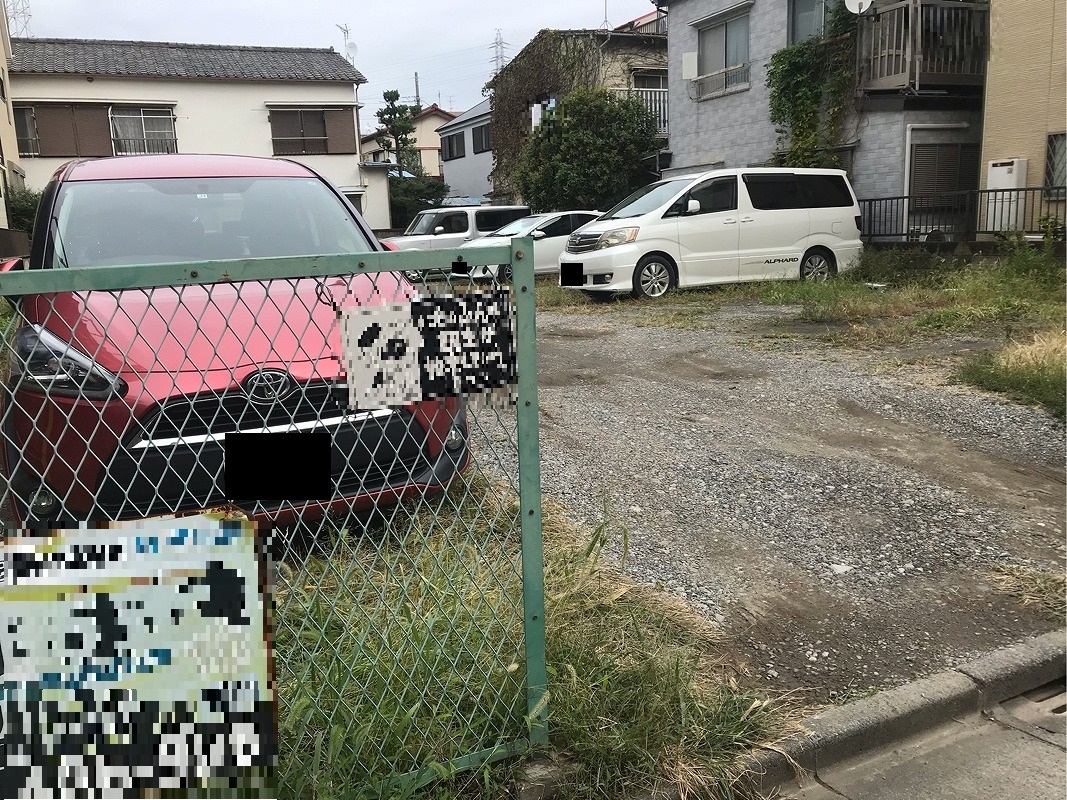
242 369 296 405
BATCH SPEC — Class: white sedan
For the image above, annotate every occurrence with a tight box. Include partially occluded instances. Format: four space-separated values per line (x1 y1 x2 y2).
453 211 600 282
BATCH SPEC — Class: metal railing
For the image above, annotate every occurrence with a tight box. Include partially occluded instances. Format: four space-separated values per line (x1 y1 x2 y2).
859 187 1066 242
16 136 39 157
113 137 179 155
857 0 988 91
692 63 751 100
610 86 669 135
0 241 548 797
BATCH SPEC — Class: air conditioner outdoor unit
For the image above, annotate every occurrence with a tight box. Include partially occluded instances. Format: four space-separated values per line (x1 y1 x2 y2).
985 158 1027 232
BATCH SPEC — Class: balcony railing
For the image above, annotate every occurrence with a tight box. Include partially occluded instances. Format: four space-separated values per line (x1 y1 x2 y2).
858 0 989 91
610 87 669 136
691 63 751 101
114 137 178 155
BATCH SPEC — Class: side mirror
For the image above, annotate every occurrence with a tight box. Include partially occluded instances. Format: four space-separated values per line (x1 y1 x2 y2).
433 225 445 235
686 199 701 215
531 230 546 240
0 257 24 273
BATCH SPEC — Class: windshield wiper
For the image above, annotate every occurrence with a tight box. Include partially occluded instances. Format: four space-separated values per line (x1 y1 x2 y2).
49 215 70 268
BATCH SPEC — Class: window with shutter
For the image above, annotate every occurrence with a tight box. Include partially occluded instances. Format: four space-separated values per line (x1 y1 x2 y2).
910 142 980 208
270 109 329 155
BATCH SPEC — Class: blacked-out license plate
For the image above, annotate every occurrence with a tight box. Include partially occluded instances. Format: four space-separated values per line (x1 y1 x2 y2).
560 263 585 287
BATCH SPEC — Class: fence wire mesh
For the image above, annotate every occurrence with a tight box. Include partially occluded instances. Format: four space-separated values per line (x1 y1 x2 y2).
0 242 546 798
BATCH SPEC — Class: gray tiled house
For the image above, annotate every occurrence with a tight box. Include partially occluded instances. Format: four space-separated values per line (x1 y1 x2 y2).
658 0 989 208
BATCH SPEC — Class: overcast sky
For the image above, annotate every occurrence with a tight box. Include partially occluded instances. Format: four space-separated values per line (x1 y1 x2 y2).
25 0 659 132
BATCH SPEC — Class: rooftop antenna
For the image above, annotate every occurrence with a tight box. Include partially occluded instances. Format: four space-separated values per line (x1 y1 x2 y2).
5 0 31 37
600 0 611 30
336 23 358 64
843 0 874 12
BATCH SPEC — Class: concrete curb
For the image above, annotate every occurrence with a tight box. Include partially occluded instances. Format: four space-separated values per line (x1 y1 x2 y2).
739 629 1067 797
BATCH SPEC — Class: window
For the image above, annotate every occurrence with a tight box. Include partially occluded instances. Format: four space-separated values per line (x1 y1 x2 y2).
1045 133 1065 199
797 174 855 207
744 174 805 209
688 177 738 213
437 212 469 234
472 123 492 154
568 212 599 232
475 207 528 232
12 104 113 158
442 131 465 161
696 14 750 97
537 215 572 238
790 0 827 43
15 107 37 156
270 109 327 155
267 108 357 156
110 107 177 155
632 70 668 90
910 142 980 207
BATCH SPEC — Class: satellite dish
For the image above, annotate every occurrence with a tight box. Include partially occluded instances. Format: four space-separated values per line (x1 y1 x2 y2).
346 41 359 61
844 0 875 12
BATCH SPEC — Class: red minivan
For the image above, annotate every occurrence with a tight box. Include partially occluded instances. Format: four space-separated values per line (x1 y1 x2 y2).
0 154 468 525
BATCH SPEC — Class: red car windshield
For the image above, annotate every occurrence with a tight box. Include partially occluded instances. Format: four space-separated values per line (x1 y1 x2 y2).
49 176 375 268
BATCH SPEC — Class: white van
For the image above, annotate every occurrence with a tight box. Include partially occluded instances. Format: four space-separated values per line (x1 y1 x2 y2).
382 205 531 251
559 168 863 299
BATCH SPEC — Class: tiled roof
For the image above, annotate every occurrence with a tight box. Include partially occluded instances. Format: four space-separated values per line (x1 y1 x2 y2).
10 38 367 83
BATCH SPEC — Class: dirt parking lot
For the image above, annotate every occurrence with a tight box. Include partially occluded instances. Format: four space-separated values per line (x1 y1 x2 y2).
532 301 1065 703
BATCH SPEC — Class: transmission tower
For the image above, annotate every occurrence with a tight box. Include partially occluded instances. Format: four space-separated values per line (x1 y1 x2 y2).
5 0 31 37
491 29 509 76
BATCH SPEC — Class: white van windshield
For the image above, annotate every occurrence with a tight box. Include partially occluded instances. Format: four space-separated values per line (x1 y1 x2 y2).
404 211 445 235
599 179 690 220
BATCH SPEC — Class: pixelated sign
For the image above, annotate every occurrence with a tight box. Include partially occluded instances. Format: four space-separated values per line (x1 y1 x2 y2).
0 516 275 798
341 290 516 408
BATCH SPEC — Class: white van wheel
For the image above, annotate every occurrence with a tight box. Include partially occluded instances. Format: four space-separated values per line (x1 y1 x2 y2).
632 256 673 299
800 249 836 282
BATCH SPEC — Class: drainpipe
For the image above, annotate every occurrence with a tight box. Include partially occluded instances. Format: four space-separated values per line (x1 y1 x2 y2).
902 122 969 239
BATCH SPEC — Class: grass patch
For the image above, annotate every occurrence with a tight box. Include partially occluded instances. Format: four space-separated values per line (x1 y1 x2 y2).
987 564 1066 620
274 476 791 799
953 329 1067 418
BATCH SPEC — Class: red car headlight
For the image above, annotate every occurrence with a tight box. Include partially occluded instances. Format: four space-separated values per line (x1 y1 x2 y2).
10 325 128 400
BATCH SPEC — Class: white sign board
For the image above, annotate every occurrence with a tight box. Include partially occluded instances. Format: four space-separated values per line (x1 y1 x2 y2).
0 515 275 798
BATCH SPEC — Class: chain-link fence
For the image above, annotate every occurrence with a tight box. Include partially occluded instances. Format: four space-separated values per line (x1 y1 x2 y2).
0 240 547 798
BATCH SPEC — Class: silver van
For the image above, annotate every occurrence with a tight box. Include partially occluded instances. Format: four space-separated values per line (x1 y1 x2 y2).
382 205 531 251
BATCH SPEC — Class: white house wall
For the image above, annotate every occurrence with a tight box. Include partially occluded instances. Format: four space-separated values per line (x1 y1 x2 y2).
11 73 391 229
439 116 493 199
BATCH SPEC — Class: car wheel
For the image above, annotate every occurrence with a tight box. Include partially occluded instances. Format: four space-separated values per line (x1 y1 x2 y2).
500 263 514 283
582 290 615 303
631 255 674 299
800 249 836 282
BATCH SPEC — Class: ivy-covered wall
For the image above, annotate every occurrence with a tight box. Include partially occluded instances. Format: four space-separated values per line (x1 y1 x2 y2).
485 29 666 201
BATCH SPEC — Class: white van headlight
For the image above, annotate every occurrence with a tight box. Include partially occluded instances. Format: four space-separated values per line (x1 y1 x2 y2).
595 227 640 250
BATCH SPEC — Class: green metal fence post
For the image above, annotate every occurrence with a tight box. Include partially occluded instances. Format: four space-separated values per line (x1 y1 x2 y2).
510 235 550 747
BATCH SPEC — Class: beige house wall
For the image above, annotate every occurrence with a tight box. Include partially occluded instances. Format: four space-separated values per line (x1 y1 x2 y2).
980 0 1066 188
598 44 668 89
0 10 23 228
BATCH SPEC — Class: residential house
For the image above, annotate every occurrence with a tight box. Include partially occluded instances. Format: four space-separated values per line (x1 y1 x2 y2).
435 98 493 201
486 13 669 199
979 0 1064 226
8 37 391 229
359 102 456 178
0 9 26 235
657 0 988 208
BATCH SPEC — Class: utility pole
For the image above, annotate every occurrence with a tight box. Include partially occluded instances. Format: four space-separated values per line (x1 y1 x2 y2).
4 0 31 37
414 72 421 108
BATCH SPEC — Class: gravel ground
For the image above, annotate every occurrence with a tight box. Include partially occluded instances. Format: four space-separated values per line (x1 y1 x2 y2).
471 304 1066 701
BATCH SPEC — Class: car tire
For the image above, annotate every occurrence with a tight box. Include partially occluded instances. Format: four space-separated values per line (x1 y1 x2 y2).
631 255 674 299
500 263 514 283
582 290 615 303
800 248 837 282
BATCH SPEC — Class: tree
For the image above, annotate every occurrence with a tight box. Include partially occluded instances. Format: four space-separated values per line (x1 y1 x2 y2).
7 187 42 235
375 90 422 175
387 175 449 231
512 88 660 212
